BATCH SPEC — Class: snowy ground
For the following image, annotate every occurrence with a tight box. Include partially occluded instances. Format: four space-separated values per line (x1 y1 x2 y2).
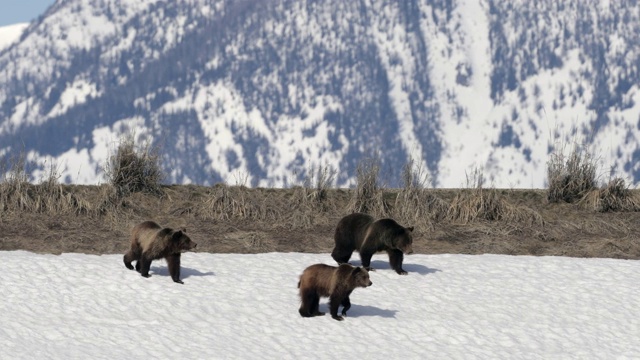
1 251 639 359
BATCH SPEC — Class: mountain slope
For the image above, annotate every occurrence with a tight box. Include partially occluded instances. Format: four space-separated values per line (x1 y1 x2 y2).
1 0 639 188
0 23 28 51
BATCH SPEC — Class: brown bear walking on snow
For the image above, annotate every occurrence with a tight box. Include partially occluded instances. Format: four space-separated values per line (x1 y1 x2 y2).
331 213 414 275
123 221 197 284
297 263 372 321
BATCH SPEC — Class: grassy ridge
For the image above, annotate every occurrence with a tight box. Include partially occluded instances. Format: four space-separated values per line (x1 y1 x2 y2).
1 136 639 259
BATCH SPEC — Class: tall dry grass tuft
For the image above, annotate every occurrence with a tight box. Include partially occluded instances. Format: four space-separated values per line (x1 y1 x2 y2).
199 184 280 222
393 158 447 230
347 157 389 217
547 141 597 203
446 168 543 226
580 178 640 212
103 134 164 197
289 165 337 228
30 160 93 215
0 152 31 214
0 155 94 217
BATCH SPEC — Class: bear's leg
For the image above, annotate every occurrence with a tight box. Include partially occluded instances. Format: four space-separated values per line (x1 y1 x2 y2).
331 246 353 264
340 296 351 317
123 251 135 270
139 256 153 278
135 260 141 272
298 289 310 317
299 290 322 317
329 295 345 321
166 254 183 284
311 297 324 317
388 249 407 275
359 250 375 271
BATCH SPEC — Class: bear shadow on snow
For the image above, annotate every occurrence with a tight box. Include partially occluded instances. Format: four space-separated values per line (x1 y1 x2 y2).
149 266 215 279
315 303 398 319
349 259 440 276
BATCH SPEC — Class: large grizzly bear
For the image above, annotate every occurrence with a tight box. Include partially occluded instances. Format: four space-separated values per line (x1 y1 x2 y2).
123 221 197 284
331 213 414 275
298 263 372 321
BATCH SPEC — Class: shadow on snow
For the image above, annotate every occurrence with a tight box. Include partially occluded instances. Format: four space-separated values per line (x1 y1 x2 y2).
150 266 215 279
348 259 441 276
316 303 398 319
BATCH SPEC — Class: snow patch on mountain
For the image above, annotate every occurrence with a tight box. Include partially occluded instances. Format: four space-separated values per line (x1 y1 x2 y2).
0 23 28 51
48 79 100 118
420 0 497 187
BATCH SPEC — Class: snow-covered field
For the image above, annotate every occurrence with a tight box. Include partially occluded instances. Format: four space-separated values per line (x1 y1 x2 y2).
2 251 639 359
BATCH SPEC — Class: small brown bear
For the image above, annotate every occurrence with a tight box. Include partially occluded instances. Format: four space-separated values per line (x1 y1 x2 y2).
331 213 414 275
297 263 372 321
123 221 197 284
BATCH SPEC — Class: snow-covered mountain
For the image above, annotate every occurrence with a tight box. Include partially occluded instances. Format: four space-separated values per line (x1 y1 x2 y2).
1 0 639 188
0 23 28 51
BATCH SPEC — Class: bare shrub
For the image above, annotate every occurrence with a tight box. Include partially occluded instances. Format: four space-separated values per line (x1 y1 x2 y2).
347 157 388 217
547 141 597 203
103 134 164 197
393 158 447 229
580 178 640 212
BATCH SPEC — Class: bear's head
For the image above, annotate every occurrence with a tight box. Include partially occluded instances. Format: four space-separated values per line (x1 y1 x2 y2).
393 226 414 255
351 266 373 288
171 229 197 252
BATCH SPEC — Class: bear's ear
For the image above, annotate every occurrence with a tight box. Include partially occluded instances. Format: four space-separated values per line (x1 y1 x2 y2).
171 230 184 241
351 267 362 275
406 226 414 232
180 227 187 233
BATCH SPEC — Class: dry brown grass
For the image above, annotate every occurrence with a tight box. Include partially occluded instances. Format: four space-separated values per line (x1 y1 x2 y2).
0 155 96 219
445 188 543 226
444 169 543 226
198 184 281 222
547 141 597 203
347 157 389 217
286 165 338 228
579 178 640 212
1 184 640 260
103 134 164 197
392 158 448 230
3 151 640 260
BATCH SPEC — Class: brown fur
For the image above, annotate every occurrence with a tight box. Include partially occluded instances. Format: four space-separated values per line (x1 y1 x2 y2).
331 213 414 275
123 221 197 284
297 263 372 321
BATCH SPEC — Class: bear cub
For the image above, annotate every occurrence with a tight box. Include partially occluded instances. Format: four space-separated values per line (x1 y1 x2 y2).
297 263 372 321
123 221 197 284
331 213 414 275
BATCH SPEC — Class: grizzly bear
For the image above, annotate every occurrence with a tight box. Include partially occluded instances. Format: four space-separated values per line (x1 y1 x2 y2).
298 263 372 321
331 213 414 275
123 221 197 284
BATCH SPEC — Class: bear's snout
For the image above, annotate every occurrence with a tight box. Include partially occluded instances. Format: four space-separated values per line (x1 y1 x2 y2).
367 280 373 286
